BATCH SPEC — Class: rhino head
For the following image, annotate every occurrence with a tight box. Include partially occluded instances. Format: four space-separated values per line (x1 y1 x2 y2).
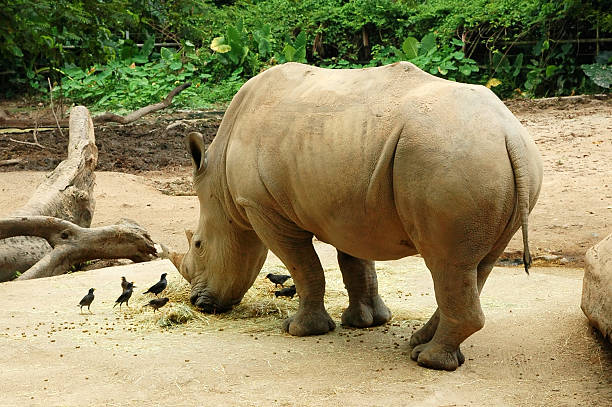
180 132 268 313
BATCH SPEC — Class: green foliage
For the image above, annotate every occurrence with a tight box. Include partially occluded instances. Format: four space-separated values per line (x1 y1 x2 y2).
282 32 308 63
582 64 612 89
54 40 243 110
370 33 479 82
4 0 611 105
209 19 276 77
0 0 140 94
582 51 612 89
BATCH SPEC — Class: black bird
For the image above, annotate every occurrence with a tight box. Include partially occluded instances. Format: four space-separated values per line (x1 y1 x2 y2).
78 288 95 313
144 273 168 296
266 273 292 288
121 276 129 290
275 285 296 299
144 297 169 312
114 282 135 309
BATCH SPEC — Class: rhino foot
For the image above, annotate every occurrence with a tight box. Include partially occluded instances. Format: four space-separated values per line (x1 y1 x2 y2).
282 309 336 336
341 295 391 328
410 342 465 371
409 309 440 346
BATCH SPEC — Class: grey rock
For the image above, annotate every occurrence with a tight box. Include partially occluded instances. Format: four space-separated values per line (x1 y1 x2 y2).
581 233 612 343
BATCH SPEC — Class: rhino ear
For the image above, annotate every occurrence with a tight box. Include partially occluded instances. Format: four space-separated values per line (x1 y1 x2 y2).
186 132 207 174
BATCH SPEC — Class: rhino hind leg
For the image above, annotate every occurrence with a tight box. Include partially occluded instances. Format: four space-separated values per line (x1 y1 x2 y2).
244 207 335 336
337 251 391 328
409 309 440 346
410 259 484 371
409 248 501 369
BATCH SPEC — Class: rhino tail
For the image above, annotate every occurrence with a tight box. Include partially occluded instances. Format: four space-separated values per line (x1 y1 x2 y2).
505 132 532 275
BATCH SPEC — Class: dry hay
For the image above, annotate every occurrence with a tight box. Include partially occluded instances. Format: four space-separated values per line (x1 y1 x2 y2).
124 264 300 333
123 262 432 334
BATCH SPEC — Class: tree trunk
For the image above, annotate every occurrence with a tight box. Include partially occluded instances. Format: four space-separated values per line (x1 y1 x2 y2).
0 106 97 281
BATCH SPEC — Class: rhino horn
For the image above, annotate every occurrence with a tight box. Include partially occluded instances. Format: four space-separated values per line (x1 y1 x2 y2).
184 229 194 244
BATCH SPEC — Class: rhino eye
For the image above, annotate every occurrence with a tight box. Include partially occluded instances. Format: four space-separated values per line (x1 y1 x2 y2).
194 240 202 249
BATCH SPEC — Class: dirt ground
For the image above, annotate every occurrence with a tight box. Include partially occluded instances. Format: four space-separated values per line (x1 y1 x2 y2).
0 96 611 405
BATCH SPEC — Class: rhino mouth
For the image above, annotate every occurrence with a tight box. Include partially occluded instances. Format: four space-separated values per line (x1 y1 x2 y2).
190 292 234 314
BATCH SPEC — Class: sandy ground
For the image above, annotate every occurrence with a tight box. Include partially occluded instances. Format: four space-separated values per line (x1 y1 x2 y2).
0 97 611 405
0 258 610 406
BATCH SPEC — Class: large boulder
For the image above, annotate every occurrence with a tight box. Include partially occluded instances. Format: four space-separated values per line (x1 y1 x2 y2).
581 233 612 342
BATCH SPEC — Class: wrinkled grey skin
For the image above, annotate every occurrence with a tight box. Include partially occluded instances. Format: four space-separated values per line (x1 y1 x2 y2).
179 62 543 370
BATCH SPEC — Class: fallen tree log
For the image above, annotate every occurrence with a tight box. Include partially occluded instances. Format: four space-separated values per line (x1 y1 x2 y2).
0 106 97 281
0 83 191 129
0 216 157 280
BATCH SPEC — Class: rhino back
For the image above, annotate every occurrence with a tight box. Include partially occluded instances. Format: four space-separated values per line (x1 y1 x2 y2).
221 63 536 261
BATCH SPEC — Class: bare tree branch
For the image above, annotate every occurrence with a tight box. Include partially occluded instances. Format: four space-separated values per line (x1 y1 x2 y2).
8 137 46 149
92 82 191 124
0 159 22 166
0 216 157 280
0 82 191 129
48 77 65 138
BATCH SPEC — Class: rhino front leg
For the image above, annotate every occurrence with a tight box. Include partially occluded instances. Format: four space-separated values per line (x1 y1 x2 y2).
244 207 335 336
279 243 336 336
337 251 391 328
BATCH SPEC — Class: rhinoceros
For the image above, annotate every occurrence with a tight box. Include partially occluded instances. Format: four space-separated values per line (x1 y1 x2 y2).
178 62 543 371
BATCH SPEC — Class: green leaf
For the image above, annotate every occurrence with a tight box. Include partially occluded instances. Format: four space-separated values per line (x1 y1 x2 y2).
140 36 155 58
459 65 474 76
582 63 612 88
211 37 231 53
11 45 23 57
419 33 436 55
258 38 271 57
226 26 242 47
169 61 182 70
294 45 306 63
512 53 524 77
160 47 174 61
284 44 297 62
97 94 111 105
294 32 307 50
486 78 502 88
545 65 558 78
401 37 419 60
239 46 250 64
